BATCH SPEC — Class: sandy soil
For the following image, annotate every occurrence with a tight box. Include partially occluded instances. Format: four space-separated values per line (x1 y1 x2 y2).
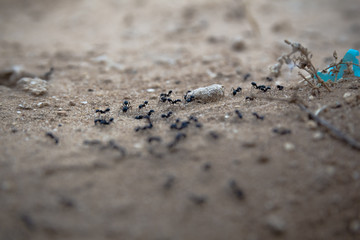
1 0 360 239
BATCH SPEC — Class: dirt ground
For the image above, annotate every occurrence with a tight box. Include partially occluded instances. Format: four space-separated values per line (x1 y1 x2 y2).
1 0 360 239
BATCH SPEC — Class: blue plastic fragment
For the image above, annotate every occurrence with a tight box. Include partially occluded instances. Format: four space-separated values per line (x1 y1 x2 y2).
317 49 360 82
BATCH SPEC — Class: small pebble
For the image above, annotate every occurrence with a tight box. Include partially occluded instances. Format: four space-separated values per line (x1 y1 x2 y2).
57 111 68 116
326 166 336 176
306 120 317 130
257 155 270 164
68 101 76 106
81 101 88 105
284 142 295 151
352 171 359 180
343 92 352 99
1 181 13 191
18 104 32 110
313 131 324 140
343 92 358 104
266 215 286 234
243 141 257 148
349 219 360 233
37 102 49 108
231 37 246 51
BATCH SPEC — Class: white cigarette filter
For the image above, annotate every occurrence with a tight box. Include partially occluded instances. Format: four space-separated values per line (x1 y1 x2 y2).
185 84 225 103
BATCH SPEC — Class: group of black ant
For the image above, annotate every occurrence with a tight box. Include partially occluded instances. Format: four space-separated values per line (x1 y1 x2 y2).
170 116 202 130
250 81 284 92
92 82 283 150
94 107 114 125
234 110 264 120
251 82 271 92
184 90 195 103
134 110 155 131
159 90 182 104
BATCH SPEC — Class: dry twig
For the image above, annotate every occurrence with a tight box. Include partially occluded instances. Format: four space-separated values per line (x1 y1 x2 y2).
253 93 360 151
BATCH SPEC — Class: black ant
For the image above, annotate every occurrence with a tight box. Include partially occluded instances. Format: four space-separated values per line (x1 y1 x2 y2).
135 110 154 119
189 115 202 128
122 100 131 113
184 90 191 100
189 194 207 205
245 96 254 101
167 132 187 148
273 127 291 135
203 162 212 171
171 99 182 104
148 136 162 143
147 109 155 116
208 131 219 140
243 73 251 81
135 115 144 119
235 110 243 119
163 175 175 190
229 179 245 200
184 90 195 103
94 118 114 125
161 111 173 118
46 132 59 144
95 108 110 114
160 90 172 98
138 101 149 109
252 112 264 120
231 87 242 96
104 140 126 158
185 95 195 103
276 85 284 90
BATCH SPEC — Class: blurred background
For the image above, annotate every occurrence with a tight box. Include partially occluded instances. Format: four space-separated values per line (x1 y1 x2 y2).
1 0 359 58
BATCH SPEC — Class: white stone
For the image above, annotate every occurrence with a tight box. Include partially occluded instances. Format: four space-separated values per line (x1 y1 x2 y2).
313 131 324 140
266 215 286 234
147 88 155 93
343 92 357 104
284 142 295 151
343 92 352 98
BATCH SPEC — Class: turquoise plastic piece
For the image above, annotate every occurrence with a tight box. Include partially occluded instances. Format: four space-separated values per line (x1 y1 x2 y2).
317 49 360 82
